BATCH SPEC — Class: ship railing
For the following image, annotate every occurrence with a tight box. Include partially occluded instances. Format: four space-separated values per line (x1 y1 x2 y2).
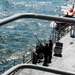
0 49 33 74
2 64 75 75
0 13 75 74
51 25 71 43
0 13 74 42
0 25 71 74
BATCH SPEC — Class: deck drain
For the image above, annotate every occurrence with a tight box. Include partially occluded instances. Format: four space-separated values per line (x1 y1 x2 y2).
70 42 73 44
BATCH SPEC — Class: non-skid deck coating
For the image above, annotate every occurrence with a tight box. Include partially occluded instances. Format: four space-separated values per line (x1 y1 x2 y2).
17 32 75 75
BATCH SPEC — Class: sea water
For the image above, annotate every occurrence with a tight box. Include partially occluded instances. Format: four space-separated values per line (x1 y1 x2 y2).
0 0 74 69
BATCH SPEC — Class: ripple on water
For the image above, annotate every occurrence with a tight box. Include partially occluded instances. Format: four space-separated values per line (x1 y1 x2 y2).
0 0 73 69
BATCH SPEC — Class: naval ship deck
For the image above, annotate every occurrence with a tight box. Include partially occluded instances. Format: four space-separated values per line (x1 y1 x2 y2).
16 32 75 75
1 13 75 75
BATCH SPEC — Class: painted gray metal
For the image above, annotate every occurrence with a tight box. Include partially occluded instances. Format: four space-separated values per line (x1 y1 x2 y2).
2 64 75 75
0 13 75 26
1 13 75 75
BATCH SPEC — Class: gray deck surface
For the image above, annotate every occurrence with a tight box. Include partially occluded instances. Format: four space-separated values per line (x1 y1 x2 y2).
17 32 75 75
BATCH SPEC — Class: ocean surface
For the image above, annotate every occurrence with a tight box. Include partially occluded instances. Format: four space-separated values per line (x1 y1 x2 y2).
0 0 74 69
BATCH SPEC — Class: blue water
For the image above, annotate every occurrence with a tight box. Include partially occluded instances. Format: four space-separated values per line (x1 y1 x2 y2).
0 0 74 68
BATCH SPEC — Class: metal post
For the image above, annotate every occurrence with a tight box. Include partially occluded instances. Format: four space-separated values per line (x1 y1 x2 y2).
72 25 75 36
70 26 72 37
23 55 25 63
55 32 57 42
57 31 60 41
54 31 56 43
14 60 15 66
3 67 5 73
74 25 75 36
